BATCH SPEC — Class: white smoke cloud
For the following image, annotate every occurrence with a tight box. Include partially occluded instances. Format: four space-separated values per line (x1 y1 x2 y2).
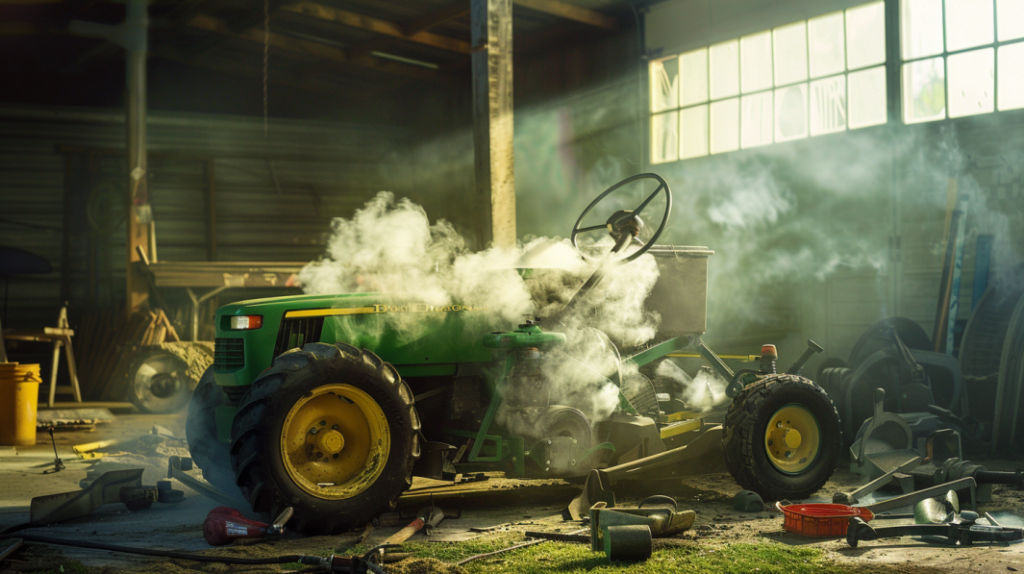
655 359 729 412
298 191 663 426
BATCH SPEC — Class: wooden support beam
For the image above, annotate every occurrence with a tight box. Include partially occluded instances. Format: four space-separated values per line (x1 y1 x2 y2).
513 0 618 30
404 1 470 36
186 13 440 81
280 2 471 54
471 0 515 249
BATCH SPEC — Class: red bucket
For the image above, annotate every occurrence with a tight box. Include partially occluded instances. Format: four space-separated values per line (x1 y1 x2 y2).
776 502 875 537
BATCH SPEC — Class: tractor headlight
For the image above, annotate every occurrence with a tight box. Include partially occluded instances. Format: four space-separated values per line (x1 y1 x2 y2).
230 315 263 330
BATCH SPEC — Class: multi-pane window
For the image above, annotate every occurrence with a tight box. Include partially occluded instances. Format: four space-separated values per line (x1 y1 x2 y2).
901 0 1024 123
650 1 888 164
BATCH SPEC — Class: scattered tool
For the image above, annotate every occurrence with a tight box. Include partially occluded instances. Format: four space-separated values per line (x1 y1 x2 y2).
384 503 446 545
72 439 127 460
847 513 1024 547
589 497 695 549
779 477 978 537
914 490 960 524
44 427 64 474
833 455 923 505
203 506 293 546
910 457 1024 502
29 468 183 526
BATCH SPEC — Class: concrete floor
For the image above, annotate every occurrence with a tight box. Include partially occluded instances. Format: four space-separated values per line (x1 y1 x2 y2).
1 413 1023 573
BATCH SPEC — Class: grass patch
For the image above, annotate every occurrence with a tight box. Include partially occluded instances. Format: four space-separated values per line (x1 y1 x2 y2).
337 535 849 574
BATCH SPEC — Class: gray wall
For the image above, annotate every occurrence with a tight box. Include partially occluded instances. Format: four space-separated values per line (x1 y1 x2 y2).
0 105 410 328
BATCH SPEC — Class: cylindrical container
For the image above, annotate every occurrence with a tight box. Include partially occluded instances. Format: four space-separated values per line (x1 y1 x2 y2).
0 363 42 446
603 524 652 561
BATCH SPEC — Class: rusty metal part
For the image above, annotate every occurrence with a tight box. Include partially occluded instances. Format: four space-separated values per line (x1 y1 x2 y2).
45 427 64 474
30 468 145 525
0 538 23 561
589 501 695 549
167 455 244 507
565 424 723 520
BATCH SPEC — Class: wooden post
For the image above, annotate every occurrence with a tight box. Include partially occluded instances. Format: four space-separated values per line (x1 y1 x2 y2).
125 0 151 316
471 0 516 248
204 159 217 261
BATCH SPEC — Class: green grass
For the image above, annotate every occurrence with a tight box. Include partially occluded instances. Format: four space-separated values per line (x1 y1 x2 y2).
335 534 852 574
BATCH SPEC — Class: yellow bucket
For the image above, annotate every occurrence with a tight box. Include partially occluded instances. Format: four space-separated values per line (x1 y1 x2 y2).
0 363 42 446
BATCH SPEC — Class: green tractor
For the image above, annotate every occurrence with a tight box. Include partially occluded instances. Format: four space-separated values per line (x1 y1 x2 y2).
186 174 842 534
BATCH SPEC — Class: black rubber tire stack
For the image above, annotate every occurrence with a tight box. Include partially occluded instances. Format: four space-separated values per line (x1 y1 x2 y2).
185 367 241 496
229 342 420 535
723 374 842 500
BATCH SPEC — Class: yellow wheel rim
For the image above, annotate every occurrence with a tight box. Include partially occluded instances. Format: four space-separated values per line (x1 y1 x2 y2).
764 404 820 475
280 384 390 500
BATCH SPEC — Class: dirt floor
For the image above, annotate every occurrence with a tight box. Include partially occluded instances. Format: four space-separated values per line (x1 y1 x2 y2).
1 412 1022 573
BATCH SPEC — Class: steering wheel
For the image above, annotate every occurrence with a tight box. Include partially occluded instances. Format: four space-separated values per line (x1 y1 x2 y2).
570 173 672 263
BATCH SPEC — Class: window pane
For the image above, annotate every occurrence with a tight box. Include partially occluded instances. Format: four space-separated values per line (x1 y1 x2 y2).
998 0 1024 41
680 48 709 106
810 75 847 135
651 111 679 164
901 0 944 59
846 2 886 69
849 65 889 128
809 12 845 78
680 105 710 159
775 83 809 141
710 98 740 154
710 40 740 99
948 48 994 117
998 42 1024 109
902 57 946 122
741 31 773 93
774 22 809 86
741 92 774 148
945 0 994 51
650 56 680 113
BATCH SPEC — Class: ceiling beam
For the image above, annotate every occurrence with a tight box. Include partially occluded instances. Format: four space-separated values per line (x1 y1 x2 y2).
513 0 618 30
186 13 440 81
403 1 470 36
280 2 471 54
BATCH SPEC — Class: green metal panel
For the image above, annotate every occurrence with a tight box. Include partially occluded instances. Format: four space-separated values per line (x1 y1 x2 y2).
213 292 501 387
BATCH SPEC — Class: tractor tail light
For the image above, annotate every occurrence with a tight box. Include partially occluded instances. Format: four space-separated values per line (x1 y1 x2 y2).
230 315 263 330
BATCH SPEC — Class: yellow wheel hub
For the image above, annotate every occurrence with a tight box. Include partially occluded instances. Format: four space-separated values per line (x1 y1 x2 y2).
280 384 390 500
764 404 820 474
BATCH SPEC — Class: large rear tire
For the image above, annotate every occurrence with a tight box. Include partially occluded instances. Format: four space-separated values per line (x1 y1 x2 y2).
185 366 240 495
723 375 841 500
229 342 420 535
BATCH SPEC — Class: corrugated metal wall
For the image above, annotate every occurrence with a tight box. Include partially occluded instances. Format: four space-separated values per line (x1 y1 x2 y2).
0 105 411 328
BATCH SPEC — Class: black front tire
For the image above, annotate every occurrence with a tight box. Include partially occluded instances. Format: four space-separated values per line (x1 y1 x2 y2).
185 367 242 496
723 375 842 500
229 342 420 535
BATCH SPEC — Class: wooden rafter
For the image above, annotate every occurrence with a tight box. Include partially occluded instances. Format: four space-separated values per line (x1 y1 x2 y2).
404 1 470 36
185 13 440 81
280 1 471 54
513 0 618 30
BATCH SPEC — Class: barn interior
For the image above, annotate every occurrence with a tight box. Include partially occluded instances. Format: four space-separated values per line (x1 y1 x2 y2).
1 0 1023 573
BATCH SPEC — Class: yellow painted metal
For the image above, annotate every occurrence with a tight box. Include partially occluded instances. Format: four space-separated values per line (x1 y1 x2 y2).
666 353 759 361
77 451 127 460
659 418 702 440
284 307 377 319
280 384 390 500
72 439 120 454
664 410 704 422
0 363 41 446
764 404 820 474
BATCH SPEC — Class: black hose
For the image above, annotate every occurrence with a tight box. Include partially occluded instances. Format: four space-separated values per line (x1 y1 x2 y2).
4 534 306 565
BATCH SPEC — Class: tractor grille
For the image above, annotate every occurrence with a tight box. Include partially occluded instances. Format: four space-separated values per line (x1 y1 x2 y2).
214 338 245 373
273 316 325 357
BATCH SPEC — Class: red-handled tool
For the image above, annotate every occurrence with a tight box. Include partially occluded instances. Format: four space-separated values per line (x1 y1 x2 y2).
203 506 293 546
